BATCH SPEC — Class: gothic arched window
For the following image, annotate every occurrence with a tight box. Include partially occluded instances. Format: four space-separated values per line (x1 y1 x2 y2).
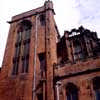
12 20 32 75
93 77 100 100
73 39 83 61
66 83 78 100
39 14 46 26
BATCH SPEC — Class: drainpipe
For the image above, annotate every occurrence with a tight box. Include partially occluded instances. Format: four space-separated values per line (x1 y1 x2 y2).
32 14 39 100
56 81 61 100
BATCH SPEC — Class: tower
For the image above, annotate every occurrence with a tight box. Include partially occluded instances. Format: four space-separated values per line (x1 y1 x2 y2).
0 1 59 100
1 1 100 100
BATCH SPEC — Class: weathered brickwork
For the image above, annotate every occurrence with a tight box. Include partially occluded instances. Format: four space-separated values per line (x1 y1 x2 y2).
55 26 100 100
0 1 58 100
0 1 100 100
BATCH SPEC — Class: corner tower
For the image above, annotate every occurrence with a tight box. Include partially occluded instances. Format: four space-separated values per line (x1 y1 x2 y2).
0 1 59 100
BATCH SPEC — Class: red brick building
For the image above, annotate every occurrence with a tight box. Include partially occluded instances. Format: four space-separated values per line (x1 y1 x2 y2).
0 1 100 100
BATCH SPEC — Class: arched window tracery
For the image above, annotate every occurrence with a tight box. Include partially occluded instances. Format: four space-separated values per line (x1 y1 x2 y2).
12 20 32 75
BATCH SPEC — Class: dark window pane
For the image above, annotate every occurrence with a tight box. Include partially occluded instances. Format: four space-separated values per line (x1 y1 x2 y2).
15 46 20 57
22 60 24 73
38 53 46 71
67 94 71 100
23 43 30 56
24 25 31 30
37 93 43 100
93 77 100 100
40 14 46 26
22 58 29 73
95 90 100 100
72 92 78 100
12 61 19 75
67 92 78 100
25 58 29 73
16 32 22 43
74 45 81 53
24 30 31 40
93 77 100 90
66 83 78 100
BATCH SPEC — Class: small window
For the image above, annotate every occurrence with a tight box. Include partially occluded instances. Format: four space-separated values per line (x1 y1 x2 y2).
38 53 46 77
40 14 46 26
74 45 82 60
38 53 46 71
73 40 83 61
37 93 43 100
66 83 78 100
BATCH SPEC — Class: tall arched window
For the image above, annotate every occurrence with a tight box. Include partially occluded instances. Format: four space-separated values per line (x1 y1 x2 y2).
12 20 32 75
66 83 78 100
21 20 32 73
93 77 100 100
73 39 83 61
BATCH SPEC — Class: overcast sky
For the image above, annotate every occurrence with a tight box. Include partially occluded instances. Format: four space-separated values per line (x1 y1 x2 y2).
0 0 100 67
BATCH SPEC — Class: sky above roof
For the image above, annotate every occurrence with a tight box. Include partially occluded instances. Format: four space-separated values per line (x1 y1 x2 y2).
0 0 100 67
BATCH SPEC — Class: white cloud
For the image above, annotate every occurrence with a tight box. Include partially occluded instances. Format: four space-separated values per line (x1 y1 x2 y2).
54 0 80 34
75 0 100 35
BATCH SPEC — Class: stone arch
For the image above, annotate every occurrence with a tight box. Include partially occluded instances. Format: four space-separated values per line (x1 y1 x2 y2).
17 20 32 32
66 82 79 100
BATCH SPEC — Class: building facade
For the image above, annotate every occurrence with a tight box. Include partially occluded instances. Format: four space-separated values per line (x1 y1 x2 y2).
0 1 100 100
56 26 100 100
